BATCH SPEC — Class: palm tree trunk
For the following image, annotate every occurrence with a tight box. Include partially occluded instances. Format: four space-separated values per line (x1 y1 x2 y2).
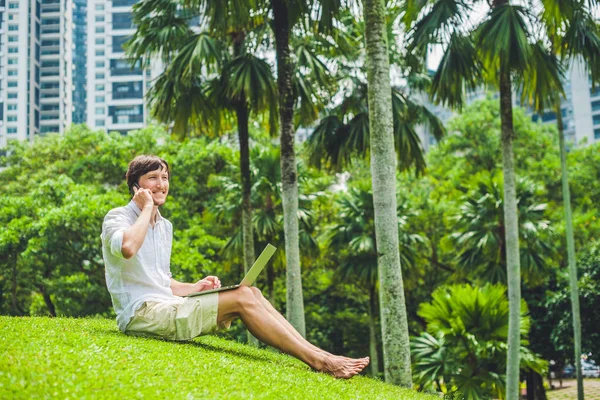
499 65 521 400
271 0 305 337
368 284 380 377
39 285 56 317
11 255 19 315
556 103 583 400
363 0 411 387
236 102 259 346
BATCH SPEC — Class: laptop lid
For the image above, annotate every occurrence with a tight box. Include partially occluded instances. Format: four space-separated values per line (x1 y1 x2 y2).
240 243 277 286
185 244 276 297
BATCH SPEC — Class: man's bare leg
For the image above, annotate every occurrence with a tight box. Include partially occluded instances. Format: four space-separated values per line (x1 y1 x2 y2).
248 287 367 365
217 286 369 379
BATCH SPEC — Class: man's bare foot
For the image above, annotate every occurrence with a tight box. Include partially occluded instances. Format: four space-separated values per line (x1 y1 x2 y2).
314 355 370 379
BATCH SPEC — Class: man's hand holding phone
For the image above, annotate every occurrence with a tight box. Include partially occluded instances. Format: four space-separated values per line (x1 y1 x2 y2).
132 183 154 210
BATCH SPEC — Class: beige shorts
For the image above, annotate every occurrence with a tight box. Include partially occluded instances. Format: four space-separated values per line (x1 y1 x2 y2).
125 292 231 341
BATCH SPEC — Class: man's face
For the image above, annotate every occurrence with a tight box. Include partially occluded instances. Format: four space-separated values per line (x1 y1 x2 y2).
137 165 169 206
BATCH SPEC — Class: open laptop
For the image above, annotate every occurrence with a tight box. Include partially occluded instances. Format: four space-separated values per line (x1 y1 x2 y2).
186 244 277 297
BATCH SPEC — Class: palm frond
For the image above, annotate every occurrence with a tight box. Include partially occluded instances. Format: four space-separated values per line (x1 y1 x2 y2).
476 5 533 76
431 32 483 109
127 0 193 64
561 7 600 85
222 54 278 114
516 41 565 112
408 0 468 51
173 33 223 83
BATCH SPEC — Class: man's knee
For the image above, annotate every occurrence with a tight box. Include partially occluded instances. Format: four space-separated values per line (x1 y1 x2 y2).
235 285 260 311
249 286 263 298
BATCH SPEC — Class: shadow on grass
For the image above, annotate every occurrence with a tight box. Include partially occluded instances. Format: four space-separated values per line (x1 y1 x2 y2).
90 327 300 368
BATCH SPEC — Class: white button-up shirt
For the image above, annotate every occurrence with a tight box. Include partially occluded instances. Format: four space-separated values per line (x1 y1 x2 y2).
101 201 184 332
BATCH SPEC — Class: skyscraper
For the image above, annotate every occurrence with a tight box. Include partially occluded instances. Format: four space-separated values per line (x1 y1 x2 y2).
0 0 42 147
86 0 155 135
72 0 87 124
39 0 73 135
0 0 73 147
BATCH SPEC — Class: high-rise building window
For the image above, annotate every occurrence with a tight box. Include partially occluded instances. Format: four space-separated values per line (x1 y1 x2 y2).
112 0 136 6
96 49 105 56
8 24 18 30
95 72 105 79
95 119 105 126
7 104 17 111
7 81 17 88
8 2 18 9
595 128 600 140
112 12 133 30
41 104 60 111
41 60 60 68
95 61 105 68
41 39 60 46
8 127 18 134
95 107 104 115
96 26 104 33
7 116 17 122
112 35 130 53
8 58 17 65
8 93 17 99
95 38 105 45
594 114 600 126
95 15 104 22
95 3 104 10
8 47 18 53
8 36 18 42
95 96 105 102
95 84 105 91
8 70 17 77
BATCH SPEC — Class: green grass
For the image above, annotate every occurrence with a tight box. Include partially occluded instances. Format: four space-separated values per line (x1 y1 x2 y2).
0 317 437 399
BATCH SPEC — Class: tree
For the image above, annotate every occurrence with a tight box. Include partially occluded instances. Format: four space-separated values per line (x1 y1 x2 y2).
306 81 445 174
405 2 565 396
327 178 427 376
210 143 320 304
412 284 546 399
535 2 600 395
451 172 554 286
362 0 413 386
127 0 277 345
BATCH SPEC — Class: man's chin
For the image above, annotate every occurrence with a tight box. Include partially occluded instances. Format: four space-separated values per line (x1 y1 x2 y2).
153 198 167 207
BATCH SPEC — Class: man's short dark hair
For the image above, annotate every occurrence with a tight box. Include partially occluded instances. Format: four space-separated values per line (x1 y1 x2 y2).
125 155 170 195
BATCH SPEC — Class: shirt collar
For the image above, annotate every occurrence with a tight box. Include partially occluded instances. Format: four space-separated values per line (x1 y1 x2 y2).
127 200 163 223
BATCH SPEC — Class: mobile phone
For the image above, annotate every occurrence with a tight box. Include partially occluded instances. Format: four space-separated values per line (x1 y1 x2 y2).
131 182 140 195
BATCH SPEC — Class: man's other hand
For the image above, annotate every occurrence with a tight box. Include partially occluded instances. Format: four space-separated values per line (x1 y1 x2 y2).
194 276 222 292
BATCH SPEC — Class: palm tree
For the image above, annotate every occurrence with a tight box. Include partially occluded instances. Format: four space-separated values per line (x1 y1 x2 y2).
405 2 565 396
306 78 445 174
127 0 277 276
332 0 454 385
211 144 320 304
327 179 426 377
450 172 554 285
536 3 600 396
127 0 277 344
412 284 546 399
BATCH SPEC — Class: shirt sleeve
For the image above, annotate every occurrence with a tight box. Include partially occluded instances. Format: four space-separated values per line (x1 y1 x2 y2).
101 209 129 260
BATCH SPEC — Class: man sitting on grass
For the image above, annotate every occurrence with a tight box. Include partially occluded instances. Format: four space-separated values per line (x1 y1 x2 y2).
101 155 369 379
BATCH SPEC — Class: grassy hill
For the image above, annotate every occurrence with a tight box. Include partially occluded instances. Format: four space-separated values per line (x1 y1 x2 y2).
1 317 437 399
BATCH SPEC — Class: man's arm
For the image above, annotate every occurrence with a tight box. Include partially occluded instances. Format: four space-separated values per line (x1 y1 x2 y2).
170 276 222 297
121 187 154 259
